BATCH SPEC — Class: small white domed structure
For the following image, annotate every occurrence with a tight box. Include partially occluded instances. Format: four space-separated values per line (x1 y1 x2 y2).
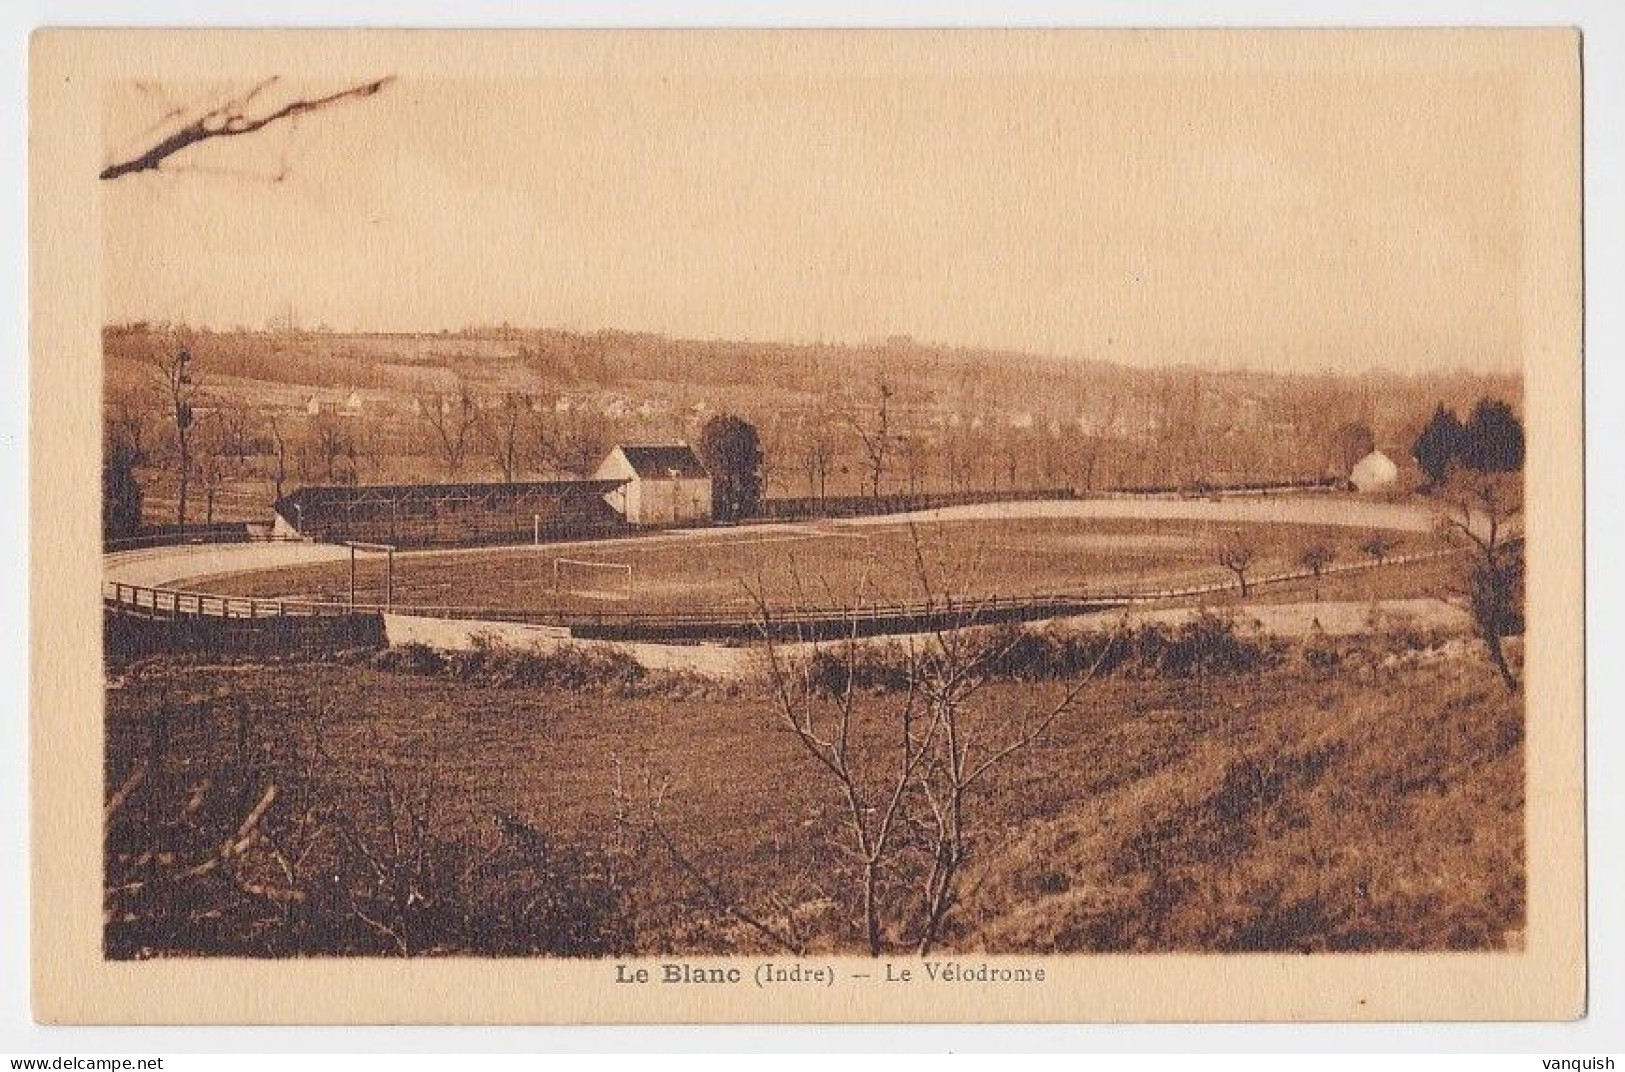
1350 449 1400 493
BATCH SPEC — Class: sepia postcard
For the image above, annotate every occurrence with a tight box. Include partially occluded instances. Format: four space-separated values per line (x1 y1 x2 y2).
30 28 1584 1024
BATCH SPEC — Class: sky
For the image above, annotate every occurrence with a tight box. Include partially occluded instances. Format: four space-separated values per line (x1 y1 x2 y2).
100 55 1527 375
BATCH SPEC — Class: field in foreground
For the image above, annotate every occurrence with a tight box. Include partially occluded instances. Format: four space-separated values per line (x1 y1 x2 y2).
103 624 1521 958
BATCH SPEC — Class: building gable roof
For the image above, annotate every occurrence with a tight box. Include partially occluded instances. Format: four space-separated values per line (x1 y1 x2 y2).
1353 449 1398 473
616 443 710 480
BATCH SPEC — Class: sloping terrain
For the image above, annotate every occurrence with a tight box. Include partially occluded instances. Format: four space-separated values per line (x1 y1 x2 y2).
103 638 1522 956
957 656 1523 953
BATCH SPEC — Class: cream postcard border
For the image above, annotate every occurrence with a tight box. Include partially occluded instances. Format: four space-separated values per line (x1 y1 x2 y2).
29 27 1585 1024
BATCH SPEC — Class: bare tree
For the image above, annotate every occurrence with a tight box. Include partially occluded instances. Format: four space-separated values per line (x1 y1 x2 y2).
610 761 806 957
106 389 157 464
351 415 395 483
1155 371 1208 490
797 412 837 502
214 400 256 471
998 429 1028 490
309 414 356 485
537 409 611 479
756 417 790 499
101 76 394 181
153 346 200 531
897 432 930 497
1060 429 1101 494
267 414 290 502
752 603 929 955
1439 475 1524 692
939 426 970 494
1298 543 1335 602
192 411 230 525
103 389 155 538
741 536 1116 955
1328 420 1376 476
345 429 371 485
478 393 535 484
417 384 480 481
1360 533 1400 566
843 375 895 500
1217 536 1256 597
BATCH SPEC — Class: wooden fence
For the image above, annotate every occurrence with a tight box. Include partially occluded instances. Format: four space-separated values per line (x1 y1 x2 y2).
755 488 1078 521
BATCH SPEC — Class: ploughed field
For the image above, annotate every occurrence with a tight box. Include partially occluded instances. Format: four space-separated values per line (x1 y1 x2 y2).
190 516 1427 617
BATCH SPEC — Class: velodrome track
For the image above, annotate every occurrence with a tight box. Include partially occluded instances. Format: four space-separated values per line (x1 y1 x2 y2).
102 494 1486 671
835 494 1453 533
105 539 353 589
105 494 1461 591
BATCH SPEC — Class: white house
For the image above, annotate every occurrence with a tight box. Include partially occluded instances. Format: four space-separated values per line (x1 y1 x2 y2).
594 443 713 526
340 390 365 418
1350 449 1400 493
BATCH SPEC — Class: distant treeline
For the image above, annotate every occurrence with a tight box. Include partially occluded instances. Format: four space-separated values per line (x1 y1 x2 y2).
103 324 1521 533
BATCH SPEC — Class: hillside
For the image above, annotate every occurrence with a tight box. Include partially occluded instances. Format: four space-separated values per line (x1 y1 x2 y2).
104 323 1521 515
958 654 1523 952
103 635 1521 957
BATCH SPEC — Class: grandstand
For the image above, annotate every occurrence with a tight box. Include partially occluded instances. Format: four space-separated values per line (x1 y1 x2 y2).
273 479 631 548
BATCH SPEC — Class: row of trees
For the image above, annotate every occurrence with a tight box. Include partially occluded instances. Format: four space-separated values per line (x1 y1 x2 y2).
746 371 1429 505
750 377 1107 505
104 346 377 538
1214 533 1400 600
105 343 1527 542
102 351 627 538
104 344 770 538
410 387 611 484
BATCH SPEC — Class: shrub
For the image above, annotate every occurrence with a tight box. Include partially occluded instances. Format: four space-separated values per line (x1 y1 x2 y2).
1301 632 1343 672
371 641 447 674
103 707 638 959
1133 612 1284 678
797 612 1284 692
365 637 744 698
444 639 647 691
802 641 915 695
317 811 637 957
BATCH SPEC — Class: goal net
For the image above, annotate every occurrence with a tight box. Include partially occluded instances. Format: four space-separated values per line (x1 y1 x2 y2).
553 557 634 602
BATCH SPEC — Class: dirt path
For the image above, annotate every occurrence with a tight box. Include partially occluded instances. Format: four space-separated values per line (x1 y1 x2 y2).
104 541 351 588
848 495 1449 533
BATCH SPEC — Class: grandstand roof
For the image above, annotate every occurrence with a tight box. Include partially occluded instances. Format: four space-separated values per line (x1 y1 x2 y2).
276 478 628 511
612 443 710 480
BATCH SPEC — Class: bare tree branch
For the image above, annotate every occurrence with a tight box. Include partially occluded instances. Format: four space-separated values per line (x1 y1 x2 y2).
101 76 395 181
646 821 806 956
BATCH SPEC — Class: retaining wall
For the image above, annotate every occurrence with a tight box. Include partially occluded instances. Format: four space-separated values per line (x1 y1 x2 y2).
381 613 763 679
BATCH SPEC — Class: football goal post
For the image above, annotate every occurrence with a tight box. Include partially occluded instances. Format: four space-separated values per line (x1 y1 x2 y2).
553 557 634 602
